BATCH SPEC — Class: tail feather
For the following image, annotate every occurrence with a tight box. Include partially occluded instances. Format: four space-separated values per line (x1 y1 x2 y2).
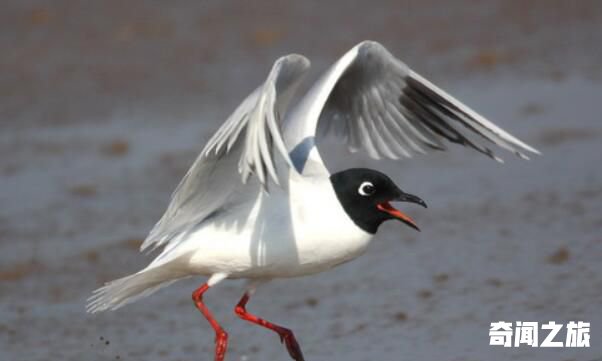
87 266 186 313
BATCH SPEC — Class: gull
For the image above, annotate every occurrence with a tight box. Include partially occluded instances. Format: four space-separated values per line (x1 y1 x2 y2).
87 41 538 361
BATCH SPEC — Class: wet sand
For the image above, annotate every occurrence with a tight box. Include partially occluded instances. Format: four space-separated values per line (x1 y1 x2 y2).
1 1 601 360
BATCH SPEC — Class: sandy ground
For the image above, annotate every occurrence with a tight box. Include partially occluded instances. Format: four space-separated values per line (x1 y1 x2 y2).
1 1 602 361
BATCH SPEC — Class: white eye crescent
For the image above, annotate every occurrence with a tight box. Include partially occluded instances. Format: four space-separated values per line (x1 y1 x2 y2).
358 181 376 196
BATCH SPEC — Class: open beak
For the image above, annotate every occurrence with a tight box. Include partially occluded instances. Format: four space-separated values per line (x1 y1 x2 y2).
376 192 427 232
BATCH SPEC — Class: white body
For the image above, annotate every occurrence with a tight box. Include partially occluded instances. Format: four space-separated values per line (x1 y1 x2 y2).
153 174 371 279
88 174 372 312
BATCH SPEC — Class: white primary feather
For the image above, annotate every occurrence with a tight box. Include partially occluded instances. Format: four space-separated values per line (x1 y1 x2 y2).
283 40 540 176
139 54 310 254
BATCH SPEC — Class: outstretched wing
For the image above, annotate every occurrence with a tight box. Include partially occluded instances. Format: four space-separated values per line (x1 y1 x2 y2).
316 41 539 162
140 54 310 253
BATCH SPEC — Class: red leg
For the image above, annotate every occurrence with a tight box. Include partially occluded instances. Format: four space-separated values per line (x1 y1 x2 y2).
234 292 305 361
192 283 228 361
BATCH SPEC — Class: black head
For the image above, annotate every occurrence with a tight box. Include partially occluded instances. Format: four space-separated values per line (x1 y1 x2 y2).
330 168 427 234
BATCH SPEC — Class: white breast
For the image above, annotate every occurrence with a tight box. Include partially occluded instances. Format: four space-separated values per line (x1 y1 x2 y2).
287 174 373 274
168 173 373 279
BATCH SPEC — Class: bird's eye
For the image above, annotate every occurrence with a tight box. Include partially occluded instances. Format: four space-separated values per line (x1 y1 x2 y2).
358 181 376 196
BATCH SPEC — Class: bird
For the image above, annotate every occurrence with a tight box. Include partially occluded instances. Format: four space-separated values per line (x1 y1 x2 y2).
87 40 539 361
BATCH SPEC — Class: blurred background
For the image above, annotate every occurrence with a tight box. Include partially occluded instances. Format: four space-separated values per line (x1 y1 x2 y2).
1 1 601 360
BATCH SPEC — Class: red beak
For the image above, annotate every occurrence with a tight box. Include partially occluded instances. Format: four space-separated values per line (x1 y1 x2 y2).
377 202 421 231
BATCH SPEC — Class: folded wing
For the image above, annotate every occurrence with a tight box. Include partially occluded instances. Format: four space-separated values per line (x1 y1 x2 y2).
317 41 539 162
141 54 310 253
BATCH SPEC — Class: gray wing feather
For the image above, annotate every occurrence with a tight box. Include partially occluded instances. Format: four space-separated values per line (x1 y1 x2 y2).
318 41 539 162
140 54 310 253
